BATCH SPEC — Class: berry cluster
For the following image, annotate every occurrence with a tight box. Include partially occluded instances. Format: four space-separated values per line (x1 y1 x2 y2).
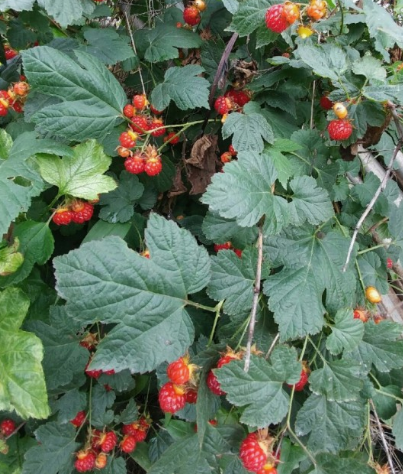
183 0 206 27
123 146 163 177
214 88 252 122
214 241 242 258
52 200 95 226
239 430 279 474
327 102 353 141
158 355 199 413
220 144 237 164
207 348 243 395
265 0 327 37
0 81 30 116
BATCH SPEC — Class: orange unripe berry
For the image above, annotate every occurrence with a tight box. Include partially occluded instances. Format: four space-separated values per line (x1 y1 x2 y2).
333 102 348 119
365 286 382 304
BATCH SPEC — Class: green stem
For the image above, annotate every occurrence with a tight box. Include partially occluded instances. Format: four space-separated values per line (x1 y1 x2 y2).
208 300 224 346
355 261 366 292
185 300 217 313
235 316 251 351
308 336 326 364
357 243 392 255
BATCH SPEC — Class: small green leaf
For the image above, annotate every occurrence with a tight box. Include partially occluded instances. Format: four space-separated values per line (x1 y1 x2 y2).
326 309 364 355
295 395 365 453
0 239 23 277
37 140 116 200
313 453 376 474
373 385 402 419
228 0 272 36
298 43 349 82
393 409 403 452
262 139 301 188
216 347 301 427
151 65 210 111
0 288 49 419
22 422 79 474
55 388 87 424
99 172 144 224
277 438 306 474
82 27 134 64
351 55 386 83
222 103 274 153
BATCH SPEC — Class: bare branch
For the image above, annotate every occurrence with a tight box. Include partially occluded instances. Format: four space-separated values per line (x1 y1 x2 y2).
370 400 397 474
244 225 264 372
265 333 280 360
342 103 403 272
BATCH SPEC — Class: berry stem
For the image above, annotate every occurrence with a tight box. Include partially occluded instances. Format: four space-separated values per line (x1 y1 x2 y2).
207 300 224 346
185 300 217 312
356 243 392 255
244 223 264 372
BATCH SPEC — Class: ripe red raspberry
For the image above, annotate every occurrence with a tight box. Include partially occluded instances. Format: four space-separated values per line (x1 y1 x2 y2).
159 382 186 413
52 209 73 226
214 96 232 115
150 118 166 137
144 157 163 176
122 423 136 436
12 101 23 113
0 104 8 116
119 131 137 148
320 95 333 110
5 49 17 60
132 418 150 442
265 4 290 33
228 144 237 156
80 332 97 350
95 452 108 469
120 435 136 453
70 411 86 428
281 1 300 24
288 369 309 391
183 6 201 26
206 370 224 395
239 432 268 472
130 115 149 133
164 131 180 145
150 104 164 115
85 359 102 379
217 353 239 368
234 248 242 258
0 420 16 437
214 242 233 252
99 431 117 452
13 82 29 96
123 104 135 118
185 389 198 404
125 155 145 174
227 89 251 107
387 258 393 269
167 356 192 385
103 369 115 375
328 119 353 141
221 152 232 163
71 202 94 224
132 94 148 110
75 450 96 472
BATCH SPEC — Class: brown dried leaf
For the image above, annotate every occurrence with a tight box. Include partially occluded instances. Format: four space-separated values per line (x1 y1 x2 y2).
185 135 219 195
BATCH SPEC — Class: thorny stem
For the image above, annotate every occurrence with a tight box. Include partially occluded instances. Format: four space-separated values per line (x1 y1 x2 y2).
244 224 264 372
123 9 146 95
370 400 397 474
342 102 403 272
208 300 224 346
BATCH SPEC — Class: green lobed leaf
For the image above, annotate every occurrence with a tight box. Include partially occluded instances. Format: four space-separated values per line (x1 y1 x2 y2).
22 47 126 140
373 385 402 420
216 348 301 427
297 43 349 82
393 409 403 452
309 359 365 402
0 288 49 419
313 453 376 474
36 140 116 200
227 0 272 36
262 139 302 188
295 395 365 454
345 320 403 373
0 221 54 287
54 214 210 373
202 212 258 248
222 103 274 153
82 27 134 65
351 55 386 83
0 239 23 277
91 384 116 429
22 422 79 474
54 388 87 424
36 0 95 28
98 172 144 224
151 65 210 111
277 439 306 474
326 309 364 355
0 0 35 10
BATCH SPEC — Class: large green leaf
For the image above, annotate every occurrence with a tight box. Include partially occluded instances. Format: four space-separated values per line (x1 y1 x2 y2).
37 0 95 27
22 47 126 140
82 27 134 65
0 0 35 10
22 422 79 474
262 139 302 188
222 103 274 153
326 309 364 355
0 288 49 419
53 214 210 373
295 395 365 453
297 43 349 82
309 360 364 402
263 230 357 341
313 453 376 474
151 65 210 111
345 320 403 373
0 221 54 287
36 140 116 200
202 212 258 248
134 23 203 63
227 0 272 36
216 347 301 427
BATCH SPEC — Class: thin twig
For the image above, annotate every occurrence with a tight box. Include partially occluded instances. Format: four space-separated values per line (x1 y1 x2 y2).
244 225 264 372
265 333 280 360
123 9 146 95
342 103 403 272
370 400 397 474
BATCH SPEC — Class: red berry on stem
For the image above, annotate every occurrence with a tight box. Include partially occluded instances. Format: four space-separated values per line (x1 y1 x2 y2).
0 104 8 116
70 411 86 427
125 154 145 174
130 115 149 134
214 96 232 115
5 49 17 60
150 118 166 137
185 389 198 404
183 6 201 26
144 157 163 176
221 152 232 163
52 209 73 226
228 144 237 156
75 451 96 472
288 368 309 391
167 356 191 385
164 131 180 145
387 258 393 269
95 453 108 469
99 431 117 452
150 104 164 115
133 94 148 110
85 359 102 379
123 104 135 118
159 382 187 413
328 119 353 141
206 370 224 395
214 242 232 252
0 420 16 437
121 435 136 453
239 432 268 472
119 131 137 148
265 4 290 33
71 202 94 224
320 95 333 110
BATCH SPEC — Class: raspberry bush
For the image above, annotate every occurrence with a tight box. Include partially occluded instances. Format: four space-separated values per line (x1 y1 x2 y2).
1 0 403 473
